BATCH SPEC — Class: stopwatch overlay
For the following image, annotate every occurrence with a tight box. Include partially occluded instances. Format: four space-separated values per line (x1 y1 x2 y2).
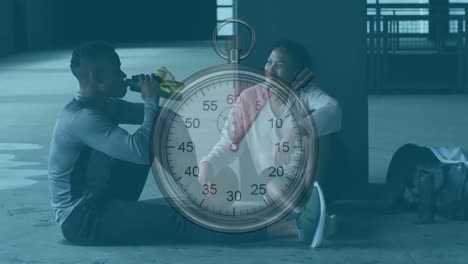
149 65 319 233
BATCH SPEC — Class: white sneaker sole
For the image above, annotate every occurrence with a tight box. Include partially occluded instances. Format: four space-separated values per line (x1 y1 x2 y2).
311 182 326 248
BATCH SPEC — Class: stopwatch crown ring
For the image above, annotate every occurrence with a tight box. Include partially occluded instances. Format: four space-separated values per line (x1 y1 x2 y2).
211 18 256 62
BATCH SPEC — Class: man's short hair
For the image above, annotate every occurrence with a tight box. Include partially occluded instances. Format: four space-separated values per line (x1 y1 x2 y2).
271 40 312 72
70 41 118 81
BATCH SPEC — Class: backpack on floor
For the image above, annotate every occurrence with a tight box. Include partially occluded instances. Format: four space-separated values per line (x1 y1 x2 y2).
401 162 468 221
385 144 468 221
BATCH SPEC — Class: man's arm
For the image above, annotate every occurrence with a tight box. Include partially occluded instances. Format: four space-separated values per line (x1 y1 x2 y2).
71 98 158 165
104 98 144 125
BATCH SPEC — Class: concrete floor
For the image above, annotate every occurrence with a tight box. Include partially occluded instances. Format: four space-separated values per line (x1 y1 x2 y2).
0 42 467 263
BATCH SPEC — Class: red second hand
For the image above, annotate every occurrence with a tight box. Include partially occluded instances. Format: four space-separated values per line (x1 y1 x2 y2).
229 88 273 152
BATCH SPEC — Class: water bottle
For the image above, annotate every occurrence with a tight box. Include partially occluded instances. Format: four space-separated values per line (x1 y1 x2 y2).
417 168 435 224
126 68 184 100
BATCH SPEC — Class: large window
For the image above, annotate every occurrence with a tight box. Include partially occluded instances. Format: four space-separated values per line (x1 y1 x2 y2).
368 0 468 34
216 0 234 36
367 0 429 34
449 0 468 32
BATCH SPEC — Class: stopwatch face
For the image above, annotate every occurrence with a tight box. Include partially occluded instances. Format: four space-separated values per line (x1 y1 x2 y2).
150 64 318 233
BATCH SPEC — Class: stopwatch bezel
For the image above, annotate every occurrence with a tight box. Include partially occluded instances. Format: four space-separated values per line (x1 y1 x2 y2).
150 64 319 233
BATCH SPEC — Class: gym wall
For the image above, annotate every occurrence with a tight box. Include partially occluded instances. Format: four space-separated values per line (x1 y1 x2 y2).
0 0 217 55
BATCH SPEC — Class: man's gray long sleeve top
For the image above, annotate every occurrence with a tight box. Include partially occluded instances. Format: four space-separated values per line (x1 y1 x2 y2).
48 94 158 225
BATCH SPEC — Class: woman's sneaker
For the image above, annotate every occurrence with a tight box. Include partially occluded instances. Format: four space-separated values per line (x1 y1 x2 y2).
296 182 333 248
